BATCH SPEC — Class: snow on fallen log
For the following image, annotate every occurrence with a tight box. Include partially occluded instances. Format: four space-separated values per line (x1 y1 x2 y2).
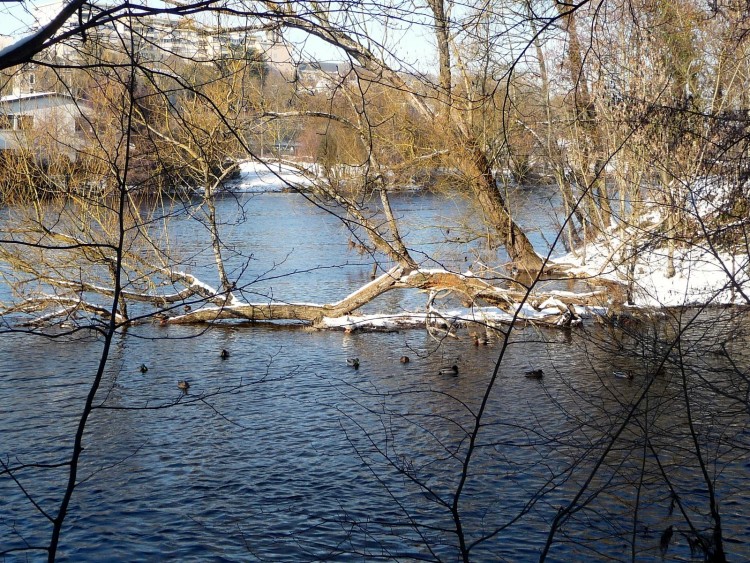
2 262 617 330
320 304 597 331
163 266 610 329
322 312 427 331
11 295 126 326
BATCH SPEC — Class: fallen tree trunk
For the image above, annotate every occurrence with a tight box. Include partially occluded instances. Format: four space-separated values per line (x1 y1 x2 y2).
168 266 407 324
165 266 609 329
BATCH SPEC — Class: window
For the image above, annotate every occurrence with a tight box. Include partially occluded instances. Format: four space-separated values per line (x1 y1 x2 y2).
0 114 12 130
16 115 33 130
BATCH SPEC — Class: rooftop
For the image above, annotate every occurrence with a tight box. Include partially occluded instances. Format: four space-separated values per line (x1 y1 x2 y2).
1 91 72 102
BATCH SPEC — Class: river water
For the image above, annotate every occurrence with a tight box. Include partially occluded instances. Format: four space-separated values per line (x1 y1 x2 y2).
1 189 749 561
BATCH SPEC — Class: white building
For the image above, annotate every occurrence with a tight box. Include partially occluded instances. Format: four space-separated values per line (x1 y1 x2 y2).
0 91 86 159
29 1 284 65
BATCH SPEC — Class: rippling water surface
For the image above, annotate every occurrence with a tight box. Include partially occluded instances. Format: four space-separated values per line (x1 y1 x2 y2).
2 190 749 561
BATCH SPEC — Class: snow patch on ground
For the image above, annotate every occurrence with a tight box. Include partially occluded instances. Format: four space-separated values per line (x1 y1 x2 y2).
558 235 750 308
629 247 749 307
689 175 739 218
226 160 313 192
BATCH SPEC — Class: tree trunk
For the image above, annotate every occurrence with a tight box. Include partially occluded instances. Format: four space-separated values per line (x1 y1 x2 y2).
556 2 611 237
427 0 452 120
379 188 417 270
204 176 235 298
462 142 544 271
424 0 543 272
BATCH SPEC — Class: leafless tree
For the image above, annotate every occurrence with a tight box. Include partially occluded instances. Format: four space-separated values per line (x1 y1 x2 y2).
1 0 750 561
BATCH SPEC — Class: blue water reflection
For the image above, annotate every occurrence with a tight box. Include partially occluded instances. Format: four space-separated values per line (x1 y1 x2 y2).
1 191 749 562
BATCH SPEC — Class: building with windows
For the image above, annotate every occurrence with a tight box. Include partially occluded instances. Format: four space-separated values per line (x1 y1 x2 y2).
0 91 86 159
28 1 289 65
6 2 331 97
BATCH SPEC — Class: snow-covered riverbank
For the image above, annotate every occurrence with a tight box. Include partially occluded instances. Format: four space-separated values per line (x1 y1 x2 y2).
225 160 314 192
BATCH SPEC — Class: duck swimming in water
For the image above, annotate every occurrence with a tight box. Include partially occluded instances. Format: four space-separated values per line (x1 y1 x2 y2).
177 380 190 391
439 365 459 376
613 370 634 380
400 355 410 363
524 369 544 379
220 349 230 359
140 364 148 373
473 334 489 346
347 358 360 369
